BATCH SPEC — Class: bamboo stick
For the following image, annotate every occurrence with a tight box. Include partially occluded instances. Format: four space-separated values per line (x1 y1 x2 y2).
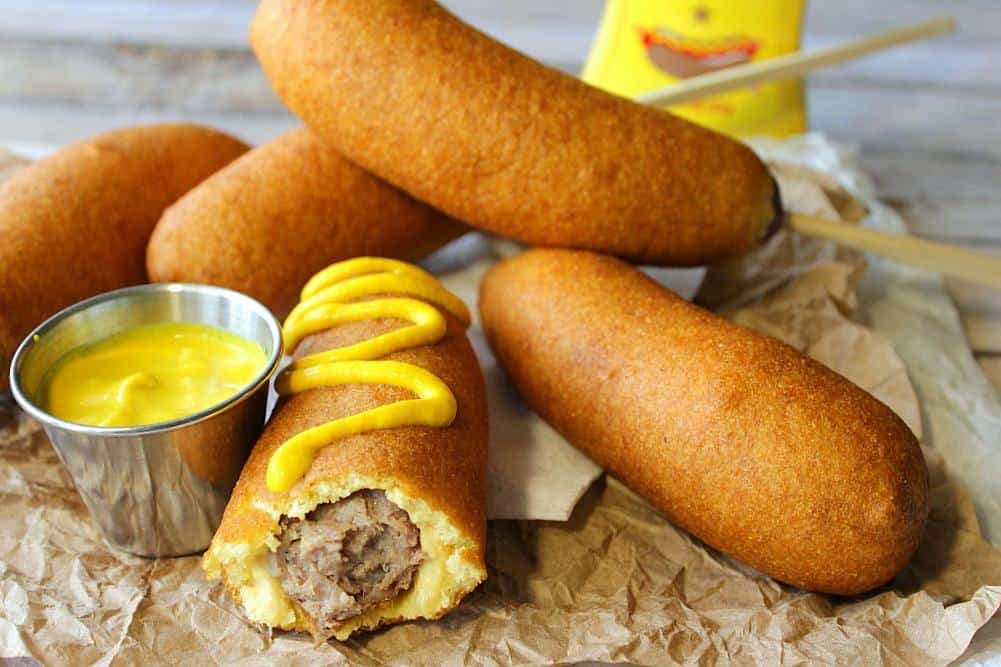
788 213 999 288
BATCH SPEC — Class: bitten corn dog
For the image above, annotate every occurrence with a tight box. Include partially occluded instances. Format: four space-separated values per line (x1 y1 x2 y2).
204 258 488 640
0 124 248 391
249 0 781 267
479 249 928 595
148 128 467 318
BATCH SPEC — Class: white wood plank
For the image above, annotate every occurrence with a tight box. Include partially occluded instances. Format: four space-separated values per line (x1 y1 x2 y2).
0 38 280 112
1 36 996 113
808 86 1001 241
0 101 294 146
0 0 255 48
807 39 1001 90
5 0 997 47
804 0 1001 42
810 85 1001 155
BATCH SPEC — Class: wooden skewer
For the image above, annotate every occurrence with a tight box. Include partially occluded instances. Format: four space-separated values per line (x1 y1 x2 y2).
788 214 999 288
635 18 955 108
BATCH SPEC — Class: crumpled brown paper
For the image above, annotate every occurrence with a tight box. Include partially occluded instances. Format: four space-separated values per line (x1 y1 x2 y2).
1 410 999 666
1 143 999 665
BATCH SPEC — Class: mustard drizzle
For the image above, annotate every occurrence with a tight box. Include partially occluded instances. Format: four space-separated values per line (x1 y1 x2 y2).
265 258 470 493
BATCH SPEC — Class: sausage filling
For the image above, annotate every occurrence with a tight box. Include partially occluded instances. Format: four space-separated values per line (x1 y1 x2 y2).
275 489 424 634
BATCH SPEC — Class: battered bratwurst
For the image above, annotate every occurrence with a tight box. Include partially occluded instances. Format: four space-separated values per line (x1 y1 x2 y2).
204 259 488 640
148 128 466 318
0 124 248 390
479 249 929 595
250 0 780 267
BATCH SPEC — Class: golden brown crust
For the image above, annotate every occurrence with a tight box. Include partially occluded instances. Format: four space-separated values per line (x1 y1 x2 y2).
147 128 467 318
249 0 777 268
0 124 249 390
214 311 489 569
479 248 929 595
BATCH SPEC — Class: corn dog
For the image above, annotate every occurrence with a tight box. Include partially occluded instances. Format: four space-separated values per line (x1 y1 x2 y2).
249 0 780 267
0 124 248 391
479 249 928 595
205 258 487 640
148 128 467 318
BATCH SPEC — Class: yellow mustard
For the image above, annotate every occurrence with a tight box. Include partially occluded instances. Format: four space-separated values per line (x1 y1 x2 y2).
582 0 807 137
265 258 470 493
45 322 267 428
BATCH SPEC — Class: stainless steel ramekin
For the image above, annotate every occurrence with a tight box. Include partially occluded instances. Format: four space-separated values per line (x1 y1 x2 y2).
9 284 282 557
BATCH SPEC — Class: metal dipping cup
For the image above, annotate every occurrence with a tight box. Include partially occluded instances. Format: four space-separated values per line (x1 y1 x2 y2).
9 284 283 557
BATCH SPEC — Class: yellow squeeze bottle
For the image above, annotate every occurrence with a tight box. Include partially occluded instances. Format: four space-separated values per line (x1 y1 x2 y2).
582 0 807 138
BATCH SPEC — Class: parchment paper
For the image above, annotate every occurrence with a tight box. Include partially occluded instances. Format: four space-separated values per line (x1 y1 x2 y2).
1 136 999 665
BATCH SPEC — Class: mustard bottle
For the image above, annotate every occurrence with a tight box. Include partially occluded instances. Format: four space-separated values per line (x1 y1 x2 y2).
582 0 807 138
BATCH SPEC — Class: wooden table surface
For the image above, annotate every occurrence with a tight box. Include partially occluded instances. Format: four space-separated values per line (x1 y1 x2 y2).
0 1 997 385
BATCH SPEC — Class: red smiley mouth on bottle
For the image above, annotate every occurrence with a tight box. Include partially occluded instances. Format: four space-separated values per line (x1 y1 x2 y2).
639 27 759 78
